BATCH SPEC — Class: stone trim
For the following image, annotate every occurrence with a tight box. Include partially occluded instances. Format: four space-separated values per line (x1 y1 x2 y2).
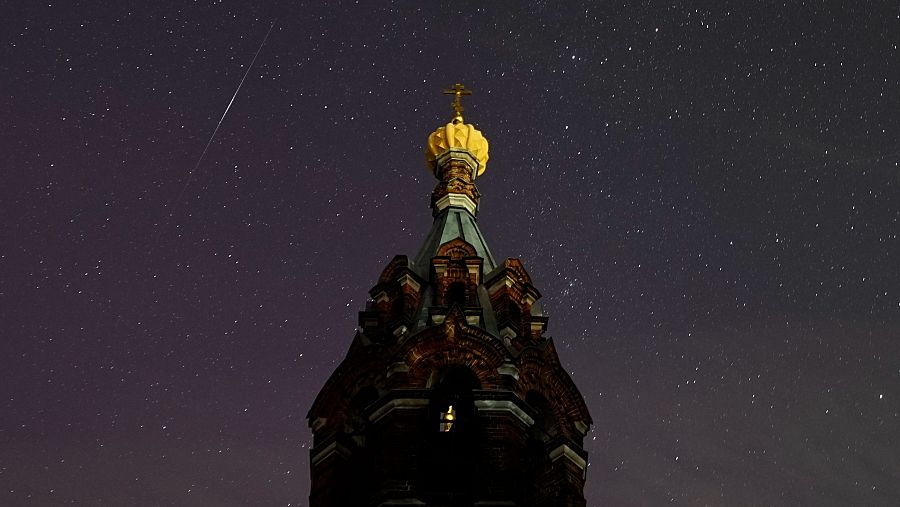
574 420 590 436
368 398 429 423
497 363 520 380
487 275 516 294
434 193 478 215
310 440 349 467
377 500 426 506
397 273 421 291
436 148 480 177
499 326 516 341
474 399 534 426
310 417 327 432
386 361 409 378
548 443 587 470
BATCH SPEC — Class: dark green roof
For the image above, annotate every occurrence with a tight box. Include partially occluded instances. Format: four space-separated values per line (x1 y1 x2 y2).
412 206 497 277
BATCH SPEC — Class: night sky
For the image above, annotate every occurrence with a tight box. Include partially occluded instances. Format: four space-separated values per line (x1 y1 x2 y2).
3 1 899 505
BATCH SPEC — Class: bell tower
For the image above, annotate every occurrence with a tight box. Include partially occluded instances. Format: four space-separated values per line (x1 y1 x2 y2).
308 85 592 506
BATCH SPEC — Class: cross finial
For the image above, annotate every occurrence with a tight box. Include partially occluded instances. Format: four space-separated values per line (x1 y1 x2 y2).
442 83 472 124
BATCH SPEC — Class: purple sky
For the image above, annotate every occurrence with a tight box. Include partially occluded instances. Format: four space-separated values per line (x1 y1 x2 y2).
3 1 899 505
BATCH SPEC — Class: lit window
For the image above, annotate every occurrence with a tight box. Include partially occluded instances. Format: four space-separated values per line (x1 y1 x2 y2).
439 405 456 432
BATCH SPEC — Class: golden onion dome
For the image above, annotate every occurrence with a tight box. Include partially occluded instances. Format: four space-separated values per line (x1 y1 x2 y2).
425 121 490 177
425 83 490 177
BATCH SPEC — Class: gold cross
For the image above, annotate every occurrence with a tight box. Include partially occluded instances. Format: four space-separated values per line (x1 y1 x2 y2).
442 83 472 123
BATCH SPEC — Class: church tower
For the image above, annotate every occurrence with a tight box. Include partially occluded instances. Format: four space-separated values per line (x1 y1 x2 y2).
308 85 592 507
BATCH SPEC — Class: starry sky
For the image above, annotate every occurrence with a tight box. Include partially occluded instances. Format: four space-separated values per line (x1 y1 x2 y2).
3 1 899 505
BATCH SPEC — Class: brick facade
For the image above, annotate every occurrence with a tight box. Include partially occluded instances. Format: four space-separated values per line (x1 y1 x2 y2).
308 121 591 506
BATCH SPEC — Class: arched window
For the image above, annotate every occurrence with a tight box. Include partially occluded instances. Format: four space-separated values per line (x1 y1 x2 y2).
445 281 467 309
425 366 481 502
391 293 415 323
432 365 480 433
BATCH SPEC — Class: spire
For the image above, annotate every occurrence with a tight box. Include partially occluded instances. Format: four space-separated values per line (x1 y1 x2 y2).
416 84 495 274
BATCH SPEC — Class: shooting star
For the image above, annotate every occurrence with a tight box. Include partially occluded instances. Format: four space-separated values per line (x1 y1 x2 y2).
166 19 277 209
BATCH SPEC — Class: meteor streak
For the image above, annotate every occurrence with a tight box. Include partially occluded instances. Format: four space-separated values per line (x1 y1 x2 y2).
167 20 277 209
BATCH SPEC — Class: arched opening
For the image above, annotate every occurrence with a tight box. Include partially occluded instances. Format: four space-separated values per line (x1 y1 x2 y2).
433 366 479 431
424 365 481 502
506 302 522 332
391 293 416 324
445 281 467 309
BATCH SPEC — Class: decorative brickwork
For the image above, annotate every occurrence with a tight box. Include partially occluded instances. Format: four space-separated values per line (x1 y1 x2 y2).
430 156 482 212
308 107 591 506
309 241 592 506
